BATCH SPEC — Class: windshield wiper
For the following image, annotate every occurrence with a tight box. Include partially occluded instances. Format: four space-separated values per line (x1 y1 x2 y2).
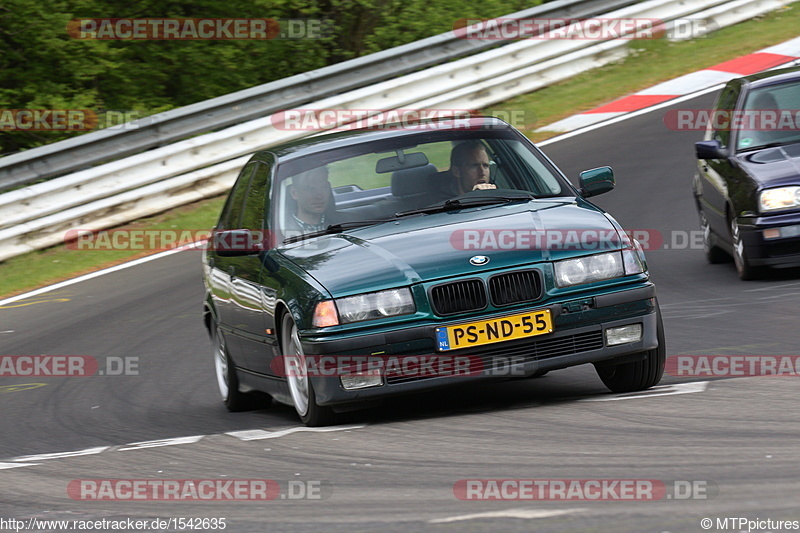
283 219 389 244
394 194 534 218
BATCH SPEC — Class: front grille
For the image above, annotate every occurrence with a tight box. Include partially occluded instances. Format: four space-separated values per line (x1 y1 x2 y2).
385 330 604 384
489 270 542 306
767 241 800 257
430 279 487 316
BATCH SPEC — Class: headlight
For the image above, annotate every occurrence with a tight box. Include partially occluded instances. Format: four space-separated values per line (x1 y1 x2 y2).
337 293 371 323
313 288 416 327
623 239 646 275
759 186 800 212
554 250 643 288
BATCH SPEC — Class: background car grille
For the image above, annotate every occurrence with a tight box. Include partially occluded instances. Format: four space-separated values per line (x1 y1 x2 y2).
430 279 487 315
385 330 604 385
489 270 542 306
766 241 800 257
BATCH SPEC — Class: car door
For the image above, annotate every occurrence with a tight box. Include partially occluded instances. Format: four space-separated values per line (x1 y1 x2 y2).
698 84 740 240
226 157 281 374
209 161 258 345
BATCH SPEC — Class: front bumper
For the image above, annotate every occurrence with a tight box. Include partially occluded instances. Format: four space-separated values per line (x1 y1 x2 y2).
738 212 800 267
300 284 658 406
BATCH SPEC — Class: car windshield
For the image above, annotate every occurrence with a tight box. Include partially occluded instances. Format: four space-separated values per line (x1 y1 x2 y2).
273 131 571 243
736 80 800 152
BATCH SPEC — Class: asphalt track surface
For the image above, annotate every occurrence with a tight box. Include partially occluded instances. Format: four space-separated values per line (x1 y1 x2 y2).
2 92 800 532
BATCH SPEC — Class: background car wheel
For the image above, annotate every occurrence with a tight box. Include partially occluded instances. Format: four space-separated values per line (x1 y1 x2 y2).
594 305 666 393
211 324 265 412
280 313 336 427
700 211 727 264
730 216 763 280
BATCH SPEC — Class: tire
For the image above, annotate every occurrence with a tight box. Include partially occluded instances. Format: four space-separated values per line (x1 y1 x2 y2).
700 210 727 264
280 313 336 427
730 216 763 281
594 305 666 393
211 323 263 412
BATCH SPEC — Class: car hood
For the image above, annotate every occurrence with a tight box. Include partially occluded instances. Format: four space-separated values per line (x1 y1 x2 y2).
736 143 800 188
278 200 624 296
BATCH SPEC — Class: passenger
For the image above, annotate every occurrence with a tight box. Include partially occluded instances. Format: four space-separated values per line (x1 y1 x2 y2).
285 166 334 236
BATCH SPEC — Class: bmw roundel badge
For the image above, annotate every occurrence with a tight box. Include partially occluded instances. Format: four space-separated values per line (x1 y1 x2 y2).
470 255 490 266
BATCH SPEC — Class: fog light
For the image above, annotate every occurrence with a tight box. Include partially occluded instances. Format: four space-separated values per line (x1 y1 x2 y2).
605 324 642 346
340 370 382 390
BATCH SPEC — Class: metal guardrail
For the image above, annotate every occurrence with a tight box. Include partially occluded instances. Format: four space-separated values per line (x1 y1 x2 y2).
0 0 639 192
0 0 788 261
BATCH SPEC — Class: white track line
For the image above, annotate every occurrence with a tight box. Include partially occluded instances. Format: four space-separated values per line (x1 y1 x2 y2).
429 508 585 523
0 241 204 307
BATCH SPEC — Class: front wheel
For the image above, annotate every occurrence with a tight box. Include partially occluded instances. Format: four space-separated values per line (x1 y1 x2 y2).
211 324 265 412
280 313 336 427
594 306 666 393
730 216 764 280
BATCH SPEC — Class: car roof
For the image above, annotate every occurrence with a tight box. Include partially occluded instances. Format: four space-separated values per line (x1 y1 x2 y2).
252 116 515 163
739 65 800 89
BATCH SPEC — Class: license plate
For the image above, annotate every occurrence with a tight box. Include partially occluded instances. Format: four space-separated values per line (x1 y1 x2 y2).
435 309 553 351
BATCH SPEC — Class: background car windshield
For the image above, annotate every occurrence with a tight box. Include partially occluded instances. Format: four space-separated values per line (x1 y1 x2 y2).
275 134 570 241
737 80 800 151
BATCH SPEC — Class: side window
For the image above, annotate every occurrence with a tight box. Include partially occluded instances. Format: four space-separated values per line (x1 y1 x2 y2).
712 86 738 147
240 159 273 237
217 162 257 230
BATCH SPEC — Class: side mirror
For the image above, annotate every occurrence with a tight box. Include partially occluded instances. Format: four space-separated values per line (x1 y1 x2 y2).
211 229 267 257
579 166 615 198
695 140 727 160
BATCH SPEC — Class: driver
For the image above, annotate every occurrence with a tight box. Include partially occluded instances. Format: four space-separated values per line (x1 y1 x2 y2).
449 141 497 195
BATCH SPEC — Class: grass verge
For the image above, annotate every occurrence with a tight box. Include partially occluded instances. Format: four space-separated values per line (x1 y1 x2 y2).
1 3 799 299
0 197 225 299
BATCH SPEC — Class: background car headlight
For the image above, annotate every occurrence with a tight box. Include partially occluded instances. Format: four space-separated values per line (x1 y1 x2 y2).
335 288 415 324
555 250 643 288
759 186 800 212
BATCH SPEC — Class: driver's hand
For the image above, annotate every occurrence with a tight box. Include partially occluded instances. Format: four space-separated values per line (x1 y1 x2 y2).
472 183 497 191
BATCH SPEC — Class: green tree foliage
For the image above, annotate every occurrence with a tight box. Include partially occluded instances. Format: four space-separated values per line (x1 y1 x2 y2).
0 0 541 154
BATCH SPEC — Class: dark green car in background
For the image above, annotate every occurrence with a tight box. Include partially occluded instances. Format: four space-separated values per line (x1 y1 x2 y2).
202 117 665 426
